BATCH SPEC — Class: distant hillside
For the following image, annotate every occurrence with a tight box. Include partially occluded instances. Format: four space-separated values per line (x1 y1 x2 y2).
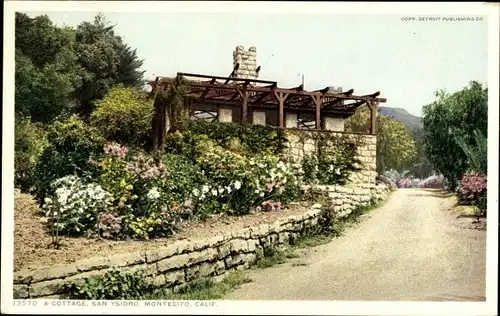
378 106 423 131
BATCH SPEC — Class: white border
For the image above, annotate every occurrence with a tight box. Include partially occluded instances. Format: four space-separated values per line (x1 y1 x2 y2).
2 2 499 315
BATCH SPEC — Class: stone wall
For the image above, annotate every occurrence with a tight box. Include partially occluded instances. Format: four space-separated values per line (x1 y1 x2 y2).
13 184 389 299
284 130 377 186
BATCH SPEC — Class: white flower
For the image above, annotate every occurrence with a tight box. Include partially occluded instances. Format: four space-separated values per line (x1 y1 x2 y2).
202 185 210 194
282 177 287 184
225 186 232 193
254 189 260 194
233 181 242 190
44 197 52 204
335 168 341 175
192 188 200 197
199 194 206 201
147 187 161 200
259 192 265 197
218 188 225 195
277 161 287 172
211 189 218 196
329 165 334 171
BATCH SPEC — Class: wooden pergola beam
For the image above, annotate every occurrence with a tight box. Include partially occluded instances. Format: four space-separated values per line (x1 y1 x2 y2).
185 81 386 103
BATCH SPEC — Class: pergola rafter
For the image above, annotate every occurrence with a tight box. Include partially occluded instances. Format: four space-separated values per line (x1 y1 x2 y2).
150 72 386 149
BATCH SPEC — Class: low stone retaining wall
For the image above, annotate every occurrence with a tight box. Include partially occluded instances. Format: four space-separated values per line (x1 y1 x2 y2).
302 183 390 217
13 183 390 299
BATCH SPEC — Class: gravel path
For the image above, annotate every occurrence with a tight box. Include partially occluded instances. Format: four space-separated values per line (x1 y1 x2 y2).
224 189 486 301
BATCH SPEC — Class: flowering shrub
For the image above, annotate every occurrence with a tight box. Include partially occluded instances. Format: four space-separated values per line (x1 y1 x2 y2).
457 172 487 208
394 173 446 189
383 169 409 185
97 212 124 240
397 178 413 188
42 175 113 236
261 201 282 212
122 211 183 240
193 147 298 216
420 174 445 188
31 115 105 201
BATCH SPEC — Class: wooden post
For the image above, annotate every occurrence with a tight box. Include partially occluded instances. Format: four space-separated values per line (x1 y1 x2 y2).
311 95 323 130
238 88 250 124
274 92 289 128
368 101 379 134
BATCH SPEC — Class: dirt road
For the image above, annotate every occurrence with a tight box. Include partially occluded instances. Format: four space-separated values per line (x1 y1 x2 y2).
225 189 486 301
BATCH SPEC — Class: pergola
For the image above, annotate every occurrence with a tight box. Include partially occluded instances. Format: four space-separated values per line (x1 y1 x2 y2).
150 70 386 149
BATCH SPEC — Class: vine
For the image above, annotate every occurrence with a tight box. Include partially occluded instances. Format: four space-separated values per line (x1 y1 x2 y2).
297 131 364 185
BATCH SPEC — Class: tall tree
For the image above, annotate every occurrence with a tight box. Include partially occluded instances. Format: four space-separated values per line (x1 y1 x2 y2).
117 45 146 88
422 81 488 188
345 105 417 173
15 13 82 122
74 14 145 117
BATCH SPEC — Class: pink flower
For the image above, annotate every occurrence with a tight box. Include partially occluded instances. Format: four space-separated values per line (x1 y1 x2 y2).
104 143 129 159
267 183 274 193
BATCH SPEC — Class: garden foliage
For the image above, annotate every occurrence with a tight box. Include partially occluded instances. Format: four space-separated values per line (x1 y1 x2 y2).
457 171 487 213
301 133 361 185
30 115 105 201
422 81 487 189
65 269 154 300
90 85 154 147
344 105 417 173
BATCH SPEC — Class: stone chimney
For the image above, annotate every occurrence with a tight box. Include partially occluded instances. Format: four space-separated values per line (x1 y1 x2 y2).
232 46 258 80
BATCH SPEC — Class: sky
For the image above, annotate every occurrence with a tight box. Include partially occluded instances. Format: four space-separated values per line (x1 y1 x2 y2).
27 11 488 117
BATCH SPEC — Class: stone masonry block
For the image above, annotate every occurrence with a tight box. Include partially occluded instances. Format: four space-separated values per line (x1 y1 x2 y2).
31 263 78 283
145 244 178 263
30 279 66 298
13 284 29 299
108 252 145 268
157 253 190 272
165 269 186 285
75 256 111 272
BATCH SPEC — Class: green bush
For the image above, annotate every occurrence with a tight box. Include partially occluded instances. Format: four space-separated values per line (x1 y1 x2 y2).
31 115 105 201
65 269 154 300
14 115 48 189
178 120 288 155
90 85 154 148
301 135 361 185
160 153 204 204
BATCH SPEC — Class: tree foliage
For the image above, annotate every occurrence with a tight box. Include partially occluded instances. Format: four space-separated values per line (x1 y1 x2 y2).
345 106 417 173
15 13 82 123
74 14 145 117
15 12 146 122
422 81 487 188
406 127 435 178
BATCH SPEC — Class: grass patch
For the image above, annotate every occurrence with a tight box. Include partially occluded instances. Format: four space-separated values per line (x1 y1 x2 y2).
252 247 289 269
294 234 332 249
143 272 252 300
454 204 478 216
291 262 309 267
